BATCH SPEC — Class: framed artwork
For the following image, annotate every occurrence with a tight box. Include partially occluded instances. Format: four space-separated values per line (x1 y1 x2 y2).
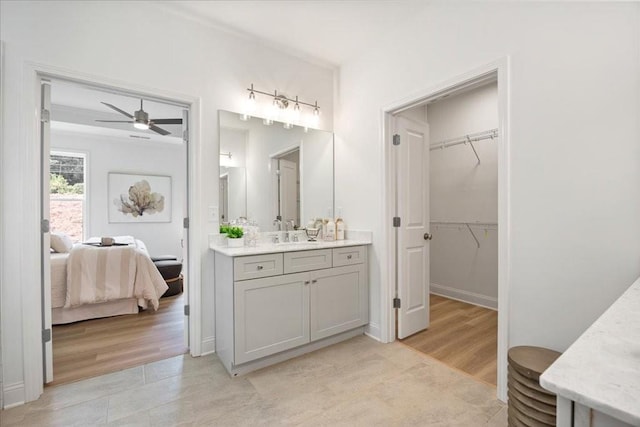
108 173 172 223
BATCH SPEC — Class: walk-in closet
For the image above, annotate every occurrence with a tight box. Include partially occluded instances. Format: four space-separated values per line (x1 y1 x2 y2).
401 81 499 385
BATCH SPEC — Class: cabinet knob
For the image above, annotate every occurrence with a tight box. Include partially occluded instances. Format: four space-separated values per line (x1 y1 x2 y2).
257 265 264 270
304 280 310 285
347 255 353 260
311 279 317 283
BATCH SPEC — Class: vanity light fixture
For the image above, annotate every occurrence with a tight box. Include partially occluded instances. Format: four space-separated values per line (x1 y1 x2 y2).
244 84 320 127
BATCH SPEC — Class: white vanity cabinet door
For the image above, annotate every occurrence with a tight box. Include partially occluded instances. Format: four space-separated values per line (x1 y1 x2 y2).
309 264 368 341
234 272 310 364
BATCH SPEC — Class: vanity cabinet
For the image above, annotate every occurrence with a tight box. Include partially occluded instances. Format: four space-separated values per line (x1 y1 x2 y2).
215 245 368 376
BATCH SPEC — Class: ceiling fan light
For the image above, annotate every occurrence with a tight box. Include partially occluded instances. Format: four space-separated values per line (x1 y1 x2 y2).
133 120 149 130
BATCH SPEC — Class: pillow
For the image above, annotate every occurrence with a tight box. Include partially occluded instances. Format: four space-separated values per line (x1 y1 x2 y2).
50 233 74 253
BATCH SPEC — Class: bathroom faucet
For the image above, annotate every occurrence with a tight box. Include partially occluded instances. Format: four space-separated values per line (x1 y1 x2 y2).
273 218 282 231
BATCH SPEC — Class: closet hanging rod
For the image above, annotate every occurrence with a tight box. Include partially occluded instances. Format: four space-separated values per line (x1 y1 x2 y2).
430 221 497 226
430 128 498 151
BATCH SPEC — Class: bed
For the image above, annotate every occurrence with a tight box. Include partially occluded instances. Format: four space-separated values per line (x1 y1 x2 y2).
51 236 168 325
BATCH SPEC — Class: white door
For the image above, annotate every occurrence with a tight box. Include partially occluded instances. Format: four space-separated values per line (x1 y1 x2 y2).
278 158 297 224
219 175 228 223
181 108 190 350
41 80 53 383
395 115 431 339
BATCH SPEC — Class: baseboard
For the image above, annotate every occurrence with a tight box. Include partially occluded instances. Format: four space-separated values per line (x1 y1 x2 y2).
200 336 216 356
364 322 381 342
431 283 498 310
3 381 25 409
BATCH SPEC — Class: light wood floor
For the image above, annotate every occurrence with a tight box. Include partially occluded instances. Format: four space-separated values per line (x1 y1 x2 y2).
400 294 498 385
50 293 187 386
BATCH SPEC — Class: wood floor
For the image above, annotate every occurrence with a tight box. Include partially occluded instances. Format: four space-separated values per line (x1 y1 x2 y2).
50 293 187 386
400 294 498 385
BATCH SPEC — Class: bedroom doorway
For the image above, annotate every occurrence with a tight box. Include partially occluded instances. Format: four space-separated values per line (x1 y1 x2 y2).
41 78 191 386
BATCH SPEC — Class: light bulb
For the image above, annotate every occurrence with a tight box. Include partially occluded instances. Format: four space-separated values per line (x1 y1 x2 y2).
245 92 256 116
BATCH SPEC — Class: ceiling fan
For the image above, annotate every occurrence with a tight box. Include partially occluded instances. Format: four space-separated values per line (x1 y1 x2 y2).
96 99 182 136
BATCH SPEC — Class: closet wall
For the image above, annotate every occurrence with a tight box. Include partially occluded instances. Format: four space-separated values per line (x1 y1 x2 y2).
428 83 498 308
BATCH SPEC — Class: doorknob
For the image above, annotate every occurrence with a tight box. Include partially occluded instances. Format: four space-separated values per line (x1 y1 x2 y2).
424 232 433 241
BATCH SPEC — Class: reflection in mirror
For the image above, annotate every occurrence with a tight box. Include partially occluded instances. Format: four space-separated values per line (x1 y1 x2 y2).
219 110 334 231
219 127 247 223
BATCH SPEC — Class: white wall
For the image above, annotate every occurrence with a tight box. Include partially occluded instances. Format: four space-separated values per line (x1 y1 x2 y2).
0 0 334 407
335 1 640 355
427 83 498 308
51 128 185 257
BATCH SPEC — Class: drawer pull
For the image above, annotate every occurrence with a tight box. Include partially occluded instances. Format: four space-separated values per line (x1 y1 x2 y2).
347 255 353 260
304 280 310 285
311 279 317 283
256 265 264 270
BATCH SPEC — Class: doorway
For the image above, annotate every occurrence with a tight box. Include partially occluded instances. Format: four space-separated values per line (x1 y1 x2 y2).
383 61 510 400
41 78 190 386
398 81 499 385
271 148 301 228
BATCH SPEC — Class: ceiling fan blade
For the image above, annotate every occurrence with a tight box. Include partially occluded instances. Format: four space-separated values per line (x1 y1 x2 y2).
149 123 171 136
151 118 183 125
95 120 134 123
101 102 134 118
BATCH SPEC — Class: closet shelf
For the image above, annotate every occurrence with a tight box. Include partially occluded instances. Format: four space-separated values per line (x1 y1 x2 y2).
429 128 498 164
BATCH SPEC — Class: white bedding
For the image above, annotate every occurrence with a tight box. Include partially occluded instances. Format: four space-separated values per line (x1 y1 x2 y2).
51 236 167 324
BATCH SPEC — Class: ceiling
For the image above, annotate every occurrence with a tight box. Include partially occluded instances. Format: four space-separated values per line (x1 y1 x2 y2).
159 0 430 67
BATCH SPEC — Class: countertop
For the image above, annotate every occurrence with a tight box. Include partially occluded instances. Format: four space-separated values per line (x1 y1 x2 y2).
539 276 640 426
210 237 372 257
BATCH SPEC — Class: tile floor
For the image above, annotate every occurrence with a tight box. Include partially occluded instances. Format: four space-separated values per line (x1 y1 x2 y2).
1 336 507 426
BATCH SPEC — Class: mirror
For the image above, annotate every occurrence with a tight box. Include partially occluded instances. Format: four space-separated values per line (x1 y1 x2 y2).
219 110 334 231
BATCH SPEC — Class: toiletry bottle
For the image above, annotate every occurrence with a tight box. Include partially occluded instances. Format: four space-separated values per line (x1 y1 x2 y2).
326 218 336 241
336 209 345 240
322 219 329 240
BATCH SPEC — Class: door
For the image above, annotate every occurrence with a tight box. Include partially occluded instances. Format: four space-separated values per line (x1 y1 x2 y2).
40 80 53 383
395 115 431 339
234 272 310 364
310 264 368 341
219 174 228 223
278 158 297 224
181 108 190 350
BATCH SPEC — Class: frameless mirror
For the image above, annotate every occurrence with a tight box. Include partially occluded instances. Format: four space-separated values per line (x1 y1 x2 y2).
218 110 334 231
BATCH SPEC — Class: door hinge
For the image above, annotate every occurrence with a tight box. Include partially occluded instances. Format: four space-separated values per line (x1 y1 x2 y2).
393 134 400 145
41 108 50 123
393 298 401 309
184 305 190 316
42 328 51 343
41 219 50 233
183 217 189 229
393 217 401 227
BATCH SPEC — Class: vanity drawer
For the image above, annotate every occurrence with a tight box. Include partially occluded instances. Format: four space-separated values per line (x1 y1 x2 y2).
284 249 333 274
333 246 365 267
234 253 283 281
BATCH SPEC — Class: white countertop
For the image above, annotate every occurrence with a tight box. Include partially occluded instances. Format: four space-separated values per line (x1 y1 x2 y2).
210 238 372 257
539 276 640 426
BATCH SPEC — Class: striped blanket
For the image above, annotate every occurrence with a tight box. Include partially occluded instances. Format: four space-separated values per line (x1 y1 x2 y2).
65 240 168 310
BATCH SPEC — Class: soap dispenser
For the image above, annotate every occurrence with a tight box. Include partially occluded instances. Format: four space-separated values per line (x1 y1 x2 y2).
335 208 345 240
326 218 336 241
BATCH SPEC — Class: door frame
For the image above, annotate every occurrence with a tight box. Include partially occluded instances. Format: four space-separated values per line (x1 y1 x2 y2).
21 62 202 403
380 58 511 401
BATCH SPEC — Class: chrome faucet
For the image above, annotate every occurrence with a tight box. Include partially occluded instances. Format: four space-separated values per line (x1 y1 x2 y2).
273 218 282 231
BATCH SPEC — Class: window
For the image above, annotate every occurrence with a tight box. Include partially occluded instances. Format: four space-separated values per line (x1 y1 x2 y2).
50 152 86 242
